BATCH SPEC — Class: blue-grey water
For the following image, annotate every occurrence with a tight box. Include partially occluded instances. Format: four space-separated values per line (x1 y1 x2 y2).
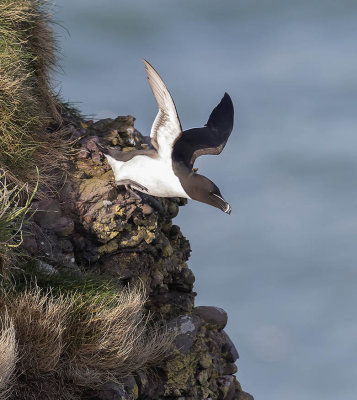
53 1 357 398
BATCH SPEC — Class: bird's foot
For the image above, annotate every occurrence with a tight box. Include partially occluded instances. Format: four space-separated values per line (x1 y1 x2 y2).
139 193 164 215
124 186 143 202
132 183 148 193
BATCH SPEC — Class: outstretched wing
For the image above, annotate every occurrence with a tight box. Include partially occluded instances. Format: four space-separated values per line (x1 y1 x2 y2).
173 93 234 168
98 143 157 162
143 59 182 159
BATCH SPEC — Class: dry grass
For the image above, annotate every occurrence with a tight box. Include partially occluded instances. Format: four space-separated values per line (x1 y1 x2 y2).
0 0 71 192
0 281 174 400
0 315 17 400
65 286 172 385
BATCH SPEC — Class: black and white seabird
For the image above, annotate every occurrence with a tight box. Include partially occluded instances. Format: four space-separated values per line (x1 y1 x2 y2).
103 60 234 214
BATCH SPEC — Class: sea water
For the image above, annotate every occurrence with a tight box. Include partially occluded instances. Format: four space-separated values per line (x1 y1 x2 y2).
54 1 357 398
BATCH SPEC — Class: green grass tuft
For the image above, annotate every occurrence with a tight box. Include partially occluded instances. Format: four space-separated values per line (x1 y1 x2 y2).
0 0 71 191
10 260 123 300
0 168 38 276
0 0 75 267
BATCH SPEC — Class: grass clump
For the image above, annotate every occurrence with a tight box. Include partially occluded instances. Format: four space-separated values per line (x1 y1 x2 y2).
0 169 37 276
0 271 174 400
0 315 17 400
10 261 123 298
0 0 71 191
0 0 73 272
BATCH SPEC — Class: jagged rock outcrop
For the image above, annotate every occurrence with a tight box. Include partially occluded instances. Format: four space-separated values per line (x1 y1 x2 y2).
24 115 253 400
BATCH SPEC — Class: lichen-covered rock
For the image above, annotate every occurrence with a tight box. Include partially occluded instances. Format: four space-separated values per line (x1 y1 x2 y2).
164 312 245 399
169 314 201 354
194 306 228 330
23 115 253 400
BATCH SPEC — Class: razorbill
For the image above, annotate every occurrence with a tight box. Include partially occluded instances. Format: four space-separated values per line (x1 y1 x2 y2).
103 60 234 214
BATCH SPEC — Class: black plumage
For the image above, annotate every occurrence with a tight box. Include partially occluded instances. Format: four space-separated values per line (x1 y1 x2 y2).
173 93 234 169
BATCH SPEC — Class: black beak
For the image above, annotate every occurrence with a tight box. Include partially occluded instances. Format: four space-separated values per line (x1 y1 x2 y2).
211 193 232 214
224 203 232 215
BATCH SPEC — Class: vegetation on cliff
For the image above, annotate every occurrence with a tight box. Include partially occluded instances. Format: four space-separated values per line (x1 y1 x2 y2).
0 315 16 400
0 169 37 272
0 0 69 191
0 276 172 400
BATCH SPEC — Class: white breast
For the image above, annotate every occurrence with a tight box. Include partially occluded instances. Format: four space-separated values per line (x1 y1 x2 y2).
107 155 190 199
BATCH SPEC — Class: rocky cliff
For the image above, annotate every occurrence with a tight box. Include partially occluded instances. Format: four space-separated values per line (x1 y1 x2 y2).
0 2 253 398
23 113 253 400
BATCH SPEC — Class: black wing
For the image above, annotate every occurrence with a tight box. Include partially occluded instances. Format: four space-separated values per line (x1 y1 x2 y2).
172 93 234 168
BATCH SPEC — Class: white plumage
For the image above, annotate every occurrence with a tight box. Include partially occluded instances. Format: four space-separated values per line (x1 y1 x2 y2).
104 60 189 198
105 154 189 198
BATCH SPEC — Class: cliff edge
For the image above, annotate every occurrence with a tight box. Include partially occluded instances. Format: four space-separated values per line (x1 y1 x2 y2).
21 114 253 400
